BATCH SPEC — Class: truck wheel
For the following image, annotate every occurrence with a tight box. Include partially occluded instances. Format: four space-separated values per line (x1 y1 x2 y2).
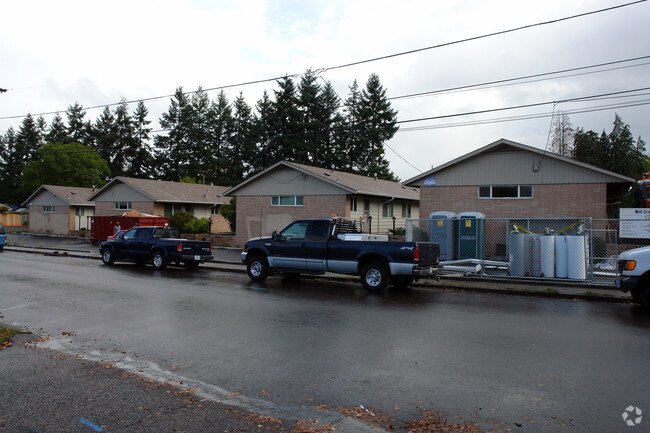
101 248 115 266
152 250 167 270
640 287 650 309
361 263 389 292
247 256 268 281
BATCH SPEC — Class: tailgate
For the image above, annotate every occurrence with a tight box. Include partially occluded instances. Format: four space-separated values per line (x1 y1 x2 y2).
417 242 440 266
180 241 212 255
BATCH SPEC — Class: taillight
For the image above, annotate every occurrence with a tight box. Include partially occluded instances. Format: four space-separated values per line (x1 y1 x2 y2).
210 244 213 252
414 246 420 262
177 243 183 252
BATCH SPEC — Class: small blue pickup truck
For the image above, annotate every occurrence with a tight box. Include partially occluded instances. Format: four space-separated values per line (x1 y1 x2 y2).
241 218 440 291
99 226 213 270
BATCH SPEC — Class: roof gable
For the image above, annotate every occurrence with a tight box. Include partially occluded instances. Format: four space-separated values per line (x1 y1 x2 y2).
89 177 230 204
405 138 635 186
225 161 419 200
22 185 96 207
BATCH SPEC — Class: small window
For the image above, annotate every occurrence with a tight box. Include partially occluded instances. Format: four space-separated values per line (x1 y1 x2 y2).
350 197 358 212
43 206 54 213
271 196 304 206
211 205 220 215
115 202 131 210
382 202 394 218
519 185 533 198
76 207 85 216
478 185 533 199
402 202 412 218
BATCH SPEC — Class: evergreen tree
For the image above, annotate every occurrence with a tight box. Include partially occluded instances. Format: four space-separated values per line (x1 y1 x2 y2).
92 106 117 174
45 113 69 144
130 101 153 178
204 90 233 185
66 102 89 145
113 99 136 176
35 116 47 145
253 90 274 173
155 87 194 180
342 80 363 172
355 74 398 181
0 128 17 203
313 81 344 169
573 114 646 180
2 115 44 202
269 76 302 164
226 93 255 184
297 69 323 164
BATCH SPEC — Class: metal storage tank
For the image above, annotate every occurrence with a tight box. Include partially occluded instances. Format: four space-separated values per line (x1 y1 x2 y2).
457 212 485 260
429 211 457 261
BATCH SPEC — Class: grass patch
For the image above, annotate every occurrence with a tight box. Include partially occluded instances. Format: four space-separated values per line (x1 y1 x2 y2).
0 326 18 349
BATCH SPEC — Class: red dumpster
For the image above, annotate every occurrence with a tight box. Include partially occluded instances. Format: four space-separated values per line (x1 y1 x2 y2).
91 215 170 244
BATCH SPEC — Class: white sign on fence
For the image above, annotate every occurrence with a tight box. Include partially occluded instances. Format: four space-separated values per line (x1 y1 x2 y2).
620 208 650 239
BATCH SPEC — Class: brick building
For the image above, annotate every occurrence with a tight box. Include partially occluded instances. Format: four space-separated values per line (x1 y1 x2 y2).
405 138 634 220
225 161 421 246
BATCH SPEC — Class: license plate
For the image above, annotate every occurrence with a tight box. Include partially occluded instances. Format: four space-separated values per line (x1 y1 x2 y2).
194 255 201 261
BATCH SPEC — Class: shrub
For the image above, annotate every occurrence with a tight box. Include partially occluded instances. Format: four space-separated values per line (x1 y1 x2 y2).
183 217 210 234
170 211 194 232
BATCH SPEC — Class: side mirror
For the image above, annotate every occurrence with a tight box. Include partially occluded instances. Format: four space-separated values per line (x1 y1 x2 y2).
272 231 278 241
118 233 125 239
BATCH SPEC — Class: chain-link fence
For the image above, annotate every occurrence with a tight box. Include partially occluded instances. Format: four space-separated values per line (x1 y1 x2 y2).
406 217 650 286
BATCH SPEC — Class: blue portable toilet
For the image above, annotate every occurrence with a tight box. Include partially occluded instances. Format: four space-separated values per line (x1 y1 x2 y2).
457 212 485 260
429 211 457 261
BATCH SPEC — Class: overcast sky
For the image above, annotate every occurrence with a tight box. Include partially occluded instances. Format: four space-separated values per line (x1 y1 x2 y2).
1 0 649 181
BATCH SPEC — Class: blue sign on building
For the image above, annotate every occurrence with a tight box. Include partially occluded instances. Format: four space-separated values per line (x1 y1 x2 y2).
423 176 436 186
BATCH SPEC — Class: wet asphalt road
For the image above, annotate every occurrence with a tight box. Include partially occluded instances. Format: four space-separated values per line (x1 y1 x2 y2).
1 251 649 432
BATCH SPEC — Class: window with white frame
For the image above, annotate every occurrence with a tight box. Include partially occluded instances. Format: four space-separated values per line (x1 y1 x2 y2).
271 196 304 206
479 185 533 199
382 202 394 218
43 205 54 213
350 196 358 212
114 202 132 210
211 205 221 215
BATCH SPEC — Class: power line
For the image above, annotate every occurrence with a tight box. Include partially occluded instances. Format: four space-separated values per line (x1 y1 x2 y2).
388 56 650 102
0 1 645 122
323 0 647 72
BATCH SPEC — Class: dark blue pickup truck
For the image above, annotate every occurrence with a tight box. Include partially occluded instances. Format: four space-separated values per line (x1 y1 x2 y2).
242 218 440 291
99 226 213 270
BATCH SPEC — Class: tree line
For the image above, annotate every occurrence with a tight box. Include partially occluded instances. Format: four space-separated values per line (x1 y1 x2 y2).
550 112 647 181
0 70 398 205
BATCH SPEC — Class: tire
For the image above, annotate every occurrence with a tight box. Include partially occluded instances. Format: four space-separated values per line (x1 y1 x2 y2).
152 250 167 270
361 263 389 292
101 248 115 266
640 287 650 309
247 255 268 281
392 276 414 289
